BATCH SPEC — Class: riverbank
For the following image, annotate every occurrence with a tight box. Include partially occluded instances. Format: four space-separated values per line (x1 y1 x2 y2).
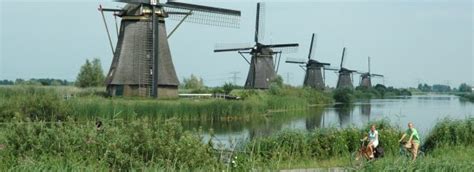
457 93 474 102
0 86 332 122
0 118 472 171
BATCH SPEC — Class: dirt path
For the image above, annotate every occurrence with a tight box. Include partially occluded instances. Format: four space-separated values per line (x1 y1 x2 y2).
280 167 348 172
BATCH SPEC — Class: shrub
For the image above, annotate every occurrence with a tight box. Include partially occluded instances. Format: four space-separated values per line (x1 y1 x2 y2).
0 87 70 121
333 88 354 103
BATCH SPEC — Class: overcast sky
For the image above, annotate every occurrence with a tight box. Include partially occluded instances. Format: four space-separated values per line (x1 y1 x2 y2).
1 0 472 88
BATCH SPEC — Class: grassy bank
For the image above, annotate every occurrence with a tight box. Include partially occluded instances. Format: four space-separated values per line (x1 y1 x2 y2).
0 86 332 122
332 86 412 103
1 118 472 170
457 93 474 102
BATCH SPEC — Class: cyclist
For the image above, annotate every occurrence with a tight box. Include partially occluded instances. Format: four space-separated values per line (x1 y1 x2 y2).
398 122 420 161
361 124 379 159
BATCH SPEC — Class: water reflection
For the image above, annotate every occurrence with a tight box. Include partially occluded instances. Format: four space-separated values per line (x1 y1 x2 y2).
305 107 324 130
334 104 355 128
360 101 372 124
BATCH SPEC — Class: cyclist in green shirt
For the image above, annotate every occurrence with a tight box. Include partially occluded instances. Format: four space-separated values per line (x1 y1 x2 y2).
399 122 420 161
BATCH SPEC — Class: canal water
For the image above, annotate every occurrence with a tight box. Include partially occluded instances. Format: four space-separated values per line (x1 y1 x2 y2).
184 95 473 147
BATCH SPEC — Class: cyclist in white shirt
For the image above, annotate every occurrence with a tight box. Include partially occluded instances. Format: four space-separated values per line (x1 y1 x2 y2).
361 124 379 159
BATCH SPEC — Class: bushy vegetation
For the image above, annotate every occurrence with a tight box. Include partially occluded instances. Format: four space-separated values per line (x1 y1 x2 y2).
423 118 474 151
333 88 354 103
2 118 472 171
181 74 205 92
457 93 474 102
0 119 220 170
332 85 412 103
0 87 71 122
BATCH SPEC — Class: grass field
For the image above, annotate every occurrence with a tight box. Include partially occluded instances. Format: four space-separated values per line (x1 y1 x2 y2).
0 118 472 171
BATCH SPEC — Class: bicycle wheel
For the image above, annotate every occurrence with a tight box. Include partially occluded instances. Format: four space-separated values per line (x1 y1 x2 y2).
350 151 364 168
417 151 425 159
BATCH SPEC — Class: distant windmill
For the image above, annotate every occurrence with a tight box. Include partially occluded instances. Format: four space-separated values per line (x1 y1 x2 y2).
286 33 330 90
335 47 357 89
214 3 299 89
358 57 383 88
99 0 241 98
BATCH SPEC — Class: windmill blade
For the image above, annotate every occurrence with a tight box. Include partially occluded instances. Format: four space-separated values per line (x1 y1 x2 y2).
214 47 253 53
165 1 241 16
317 62 331 66
263 43 299 54
340 47 347 68
285 58 306 64
254 3 266 43
308 33 317 60
114 0 151 4
348 69 359 73
324 67 339 71
299 65 307 72
371 74 384 77
214 43 254 52
368 56 371 74
264 43 299 48
164 2 241 28
257 2 266 43
355 71 366 75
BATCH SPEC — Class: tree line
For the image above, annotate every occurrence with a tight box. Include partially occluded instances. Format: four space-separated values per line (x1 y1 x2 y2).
418 83 472 93
0 58 105 88
0 78 72 86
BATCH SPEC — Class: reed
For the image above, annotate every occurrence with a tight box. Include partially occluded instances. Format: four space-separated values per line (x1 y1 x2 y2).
0 86 333 121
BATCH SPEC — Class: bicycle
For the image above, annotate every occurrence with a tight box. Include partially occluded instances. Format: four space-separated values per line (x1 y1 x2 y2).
350 140 372 168
399 141 425 160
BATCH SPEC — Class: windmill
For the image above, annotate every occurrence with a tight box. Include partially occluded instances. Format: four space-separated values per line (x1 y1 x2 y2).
286 33 330 90
335 47 357 89
214 3 299 89
358 57 383 88
99 0 241 98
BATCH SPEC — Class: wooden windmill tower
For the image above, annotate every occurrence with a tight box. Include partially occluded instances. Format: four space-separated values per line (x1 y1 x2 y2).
286 33 330 90
335 47 357 89
358 57 383 88
214 3 299 89
99 0 241 98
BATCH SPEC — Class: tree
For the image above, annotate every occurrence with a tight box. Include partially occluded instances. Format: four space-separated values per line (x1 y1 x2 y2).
76 58 105 88
459 83 472 92
183 74 204 90
333 88 354 104
270 75 284 88
223 82 236 95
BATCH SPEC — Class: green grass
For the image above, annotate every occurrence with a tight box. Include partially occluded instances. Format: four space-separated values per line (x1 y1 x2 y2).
0 86 333 122
359 146 474 171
